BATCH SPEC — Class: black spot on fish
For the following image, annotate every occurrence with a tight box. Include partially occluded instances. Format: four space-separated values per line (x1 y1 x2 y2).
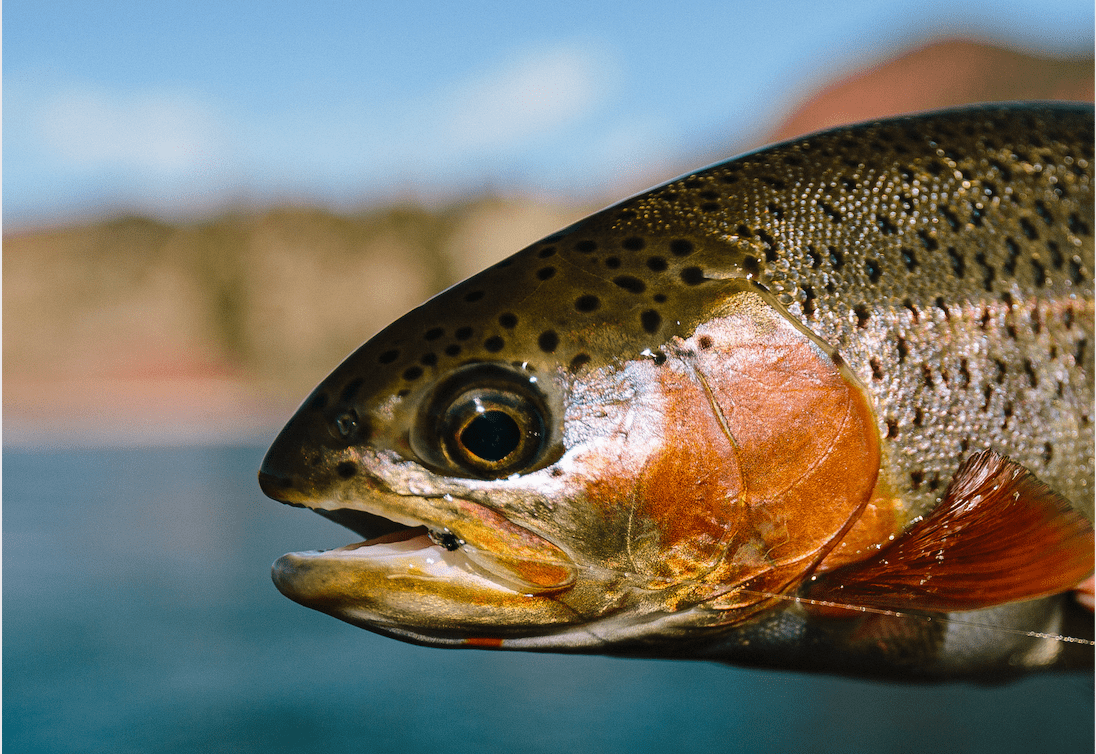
1077 338 1088 366
641 309 662 334
902 300 919 322
425 327 444 341
652 350 668 366
1035 200 1053 224
336 461 357 479
308 392 328 411
340 378 364 402
653 293 667 303
969 204 985 227
445 344 461 357
569 353 591 372
613 275 646 293
484 336 505 353
1070 258 1085 285
885 417 899 438
896 337 909 362
870 358 883 380
420 353 438 367
922 363 936 389
939 206 960 231
757 231 778 263
876 215 898 235
901 247 918 271
699 335 714 350
990 159 1012 182
928 474 942 493
464 290 485 303
947 247 965 278
403 366 423 381
865 258 882 284
536 267 556 281
767 203 784 221
680 267 705 285
807 246 822 268
455 327 473 340
575 295 600 313
670 239 695 257
917 230 939 252
498 313 518 329
538 331 559 353
854 305 871 329
1004 238 1020 275
802 286 816 317
1020 218 1038 240
743 255 761 275
994 359 1007 385
913 407 924 426
1043 442 1054 464
910 470 924 491
379 349 400 364
647 256 668 272
958 359 971 388
1047 241 1064 269
934 297 950 320
1069 212 1091 236
828 247 844 270
975 252 995 292
622 237 646 251
700 202 720 212
1032 259 1047 287
737 224 753 239
537 246 557 258
1023 359 1038 387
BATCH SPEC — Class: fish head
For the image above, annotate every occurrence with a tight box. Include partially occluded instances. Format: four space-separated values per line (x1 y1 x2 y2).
259 211 882 654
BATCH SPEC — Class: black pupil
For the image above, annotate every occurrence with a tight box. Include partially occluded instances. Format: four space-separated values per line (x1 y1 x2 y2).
460 410 521 462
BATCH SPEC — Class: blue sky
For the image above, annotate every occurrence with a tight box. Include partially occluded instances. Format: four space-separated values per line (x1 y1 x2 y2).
4 1 1093 226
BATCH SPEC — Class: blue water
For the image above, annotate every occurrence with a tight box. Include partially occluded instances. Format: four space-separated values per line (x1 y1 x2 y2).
4 445 1093 753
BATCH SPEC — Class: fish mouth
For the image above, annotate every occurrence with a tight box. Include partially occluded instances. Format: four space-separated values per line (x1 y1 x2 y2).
258 468 580 637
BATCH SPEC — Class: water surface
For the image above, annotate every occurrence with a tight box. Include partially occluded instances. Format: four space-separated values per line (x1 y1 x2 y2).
4 445 1092 753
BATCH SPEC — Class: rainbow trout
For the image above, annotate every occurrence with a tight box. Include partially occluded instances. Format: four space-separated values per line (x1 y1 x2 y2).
259 103 1094 680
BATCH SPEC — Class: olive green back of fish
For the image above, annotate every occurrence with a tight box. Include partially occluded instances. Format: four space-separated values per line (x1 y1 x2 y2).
321 103 1093 520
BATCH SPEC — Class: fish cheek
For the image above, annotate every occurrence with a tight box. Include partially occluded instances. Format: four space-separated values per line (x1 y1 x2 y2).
630 369 748 590
650 294 880 617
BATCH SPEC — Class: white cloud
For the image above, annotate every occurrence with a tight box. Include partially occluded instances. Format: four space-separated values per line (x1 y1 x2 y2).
439 44 617 153
37 87 228 176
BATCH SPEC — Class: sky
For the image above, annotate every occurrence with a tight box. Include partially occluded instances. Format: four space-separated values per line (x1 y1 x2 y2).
4 0 1093 226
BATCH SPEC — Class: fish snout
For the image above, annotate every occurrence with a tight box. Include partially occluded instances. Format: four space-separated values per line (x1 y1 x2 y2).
257 469 303 505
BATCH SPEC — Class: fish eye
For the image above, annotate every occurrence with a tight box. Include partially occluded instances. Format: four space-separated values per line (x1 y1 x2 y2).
440 388 544 475
414 364 552 479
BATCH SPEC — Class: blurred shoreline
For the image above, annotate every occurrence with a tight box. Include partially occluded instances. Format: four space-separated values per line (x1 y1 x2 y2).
5 39 1092 448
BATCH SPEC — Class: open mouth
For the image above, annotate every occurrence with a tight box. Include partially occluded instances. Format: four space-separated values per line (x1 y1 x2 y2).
259 472 578 595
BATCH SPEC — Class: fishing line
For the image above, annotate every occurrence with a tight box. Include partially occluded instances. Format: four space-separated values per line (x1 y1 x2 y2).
738 588 1096 646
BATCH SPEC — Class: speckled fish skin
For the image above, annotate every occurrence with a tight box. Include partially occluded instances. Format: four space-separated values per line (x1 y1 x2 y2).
260 103 1094 680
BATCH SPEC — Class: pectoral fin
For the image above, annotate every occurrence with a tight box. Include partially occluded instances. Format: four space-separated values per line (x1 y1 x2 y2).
807 450 1095 612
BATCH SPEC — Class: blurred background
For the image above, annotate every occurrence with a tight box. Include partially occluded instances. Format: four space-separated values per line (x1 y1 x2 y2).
4 2 1094 752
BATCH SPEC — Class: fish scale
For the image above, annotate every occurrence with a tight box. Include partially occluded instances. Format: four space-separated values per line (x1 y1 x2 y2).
260 103 1095 680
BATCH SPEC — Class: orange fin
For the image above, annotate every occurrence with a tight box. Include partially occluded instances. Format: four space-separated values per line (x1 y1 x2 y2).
806 450 1094 612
